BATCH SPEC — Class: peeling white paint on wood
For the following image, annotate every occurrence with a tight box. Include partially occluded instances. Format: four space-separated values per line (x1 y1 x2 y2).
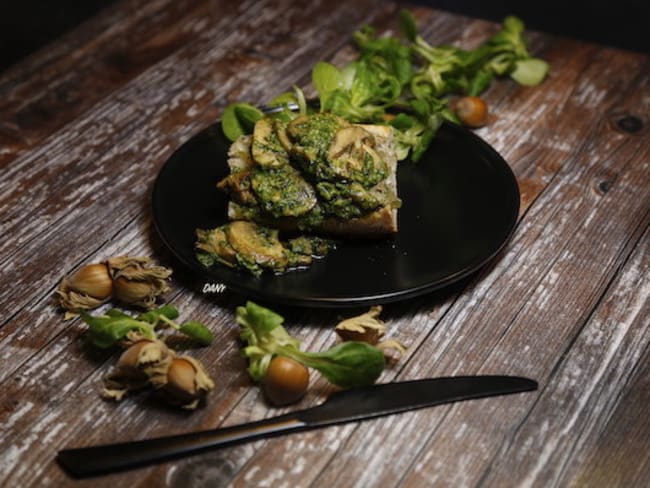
0 2 649 487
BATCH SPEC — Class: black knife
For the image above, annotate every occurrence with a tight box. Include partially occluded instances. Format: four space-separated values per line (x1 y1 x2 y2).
57 375 537 478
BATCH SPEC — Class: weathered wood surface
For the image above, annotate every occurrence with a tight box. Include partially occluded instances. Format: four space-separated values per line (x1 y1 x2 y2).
0 0 648 486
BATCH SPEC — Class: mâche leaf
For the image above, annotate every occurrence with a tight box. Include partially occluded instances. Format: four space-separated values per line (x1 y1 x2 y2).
81 311 155 349
137 304 180 325
80 305 213 349
312 61 343 111
279 341 385 388
398 8 418 42
236 301 385 387
510 58 549 86
222 103 264 141
220 11 549 161
179 321 215 346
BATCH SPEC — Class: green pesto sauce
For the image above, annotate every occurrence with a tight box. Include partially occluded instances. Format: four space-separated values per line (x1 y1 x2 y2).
250 165 316 218
315 181 388 219
288 113 347 180
330 149 388 187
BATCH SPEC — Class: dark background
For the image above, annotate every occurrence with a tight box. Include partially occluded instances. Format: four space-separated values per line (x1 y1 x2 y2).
1 1 649 74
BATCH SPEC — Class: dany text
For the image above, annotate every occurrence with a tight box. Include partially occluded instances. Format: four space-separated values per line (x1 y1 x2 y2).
202 283 227 294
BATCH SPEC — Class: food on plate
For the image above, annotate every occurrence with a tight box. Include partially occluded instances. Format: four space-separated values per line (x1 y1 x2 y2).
196 11 548 276
195 221 333 276
218 113 401 235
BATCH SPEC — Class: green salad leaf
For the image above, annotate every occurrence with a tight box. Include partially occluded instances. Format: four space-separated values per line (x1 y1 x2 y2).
221 103 264 141
80 305 213 349
81 311 156 349
510 58 550 86
179 321 215 346
220 11 549 161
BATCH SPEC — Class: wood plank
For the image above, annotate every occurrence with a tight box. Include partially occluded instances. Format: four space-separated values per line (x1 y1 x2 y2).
477 228 649 487
0 0 245 167
1 2 649 487
0 1 396 486
355 57 650 488
211 26 650 488
0 0 384 382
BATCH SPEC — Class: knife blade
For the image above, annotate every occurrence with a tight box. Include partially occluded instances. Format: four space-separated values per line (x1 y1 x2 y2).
57 375 536 478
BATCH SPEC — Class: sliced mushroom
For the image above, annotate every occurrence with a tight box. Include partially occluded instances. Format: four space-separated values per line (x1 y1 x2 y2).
252 118 290 168
216 170 256 206
287 113 349 166
328 126 388 184
225 221 288 268
358 124 393 140
328 126 374 160
276 123 293 152
195 228 238 267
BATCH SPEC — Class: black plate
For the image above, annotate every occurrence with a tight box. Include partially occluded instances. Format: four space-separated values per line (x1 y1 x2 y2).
152 122 519 307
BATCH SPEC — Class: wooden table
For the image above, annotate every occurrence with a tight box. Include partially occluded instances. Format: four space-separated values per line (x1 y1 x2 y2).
1 1 648 486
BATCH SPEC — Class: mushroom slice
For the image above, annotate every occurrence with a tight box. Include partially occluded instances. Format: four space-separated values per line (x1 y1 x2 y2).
328 126 388 185
216 170 256 206
252 118 290 168
195 228 238 267
251 165 317 217
225 221 288 269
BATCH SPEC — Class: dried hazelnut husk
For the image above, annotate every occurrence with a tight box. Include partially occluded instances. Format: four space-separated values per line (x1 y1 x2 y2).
156 356 215 410
107 256 172 309
335 306 386 343
57 263 113 316
335 306 406 357
101 339 173 401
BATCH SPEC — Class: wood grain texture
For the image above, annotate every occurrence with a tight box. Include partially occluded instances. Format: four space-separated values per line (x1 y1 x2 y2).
0 0 648 487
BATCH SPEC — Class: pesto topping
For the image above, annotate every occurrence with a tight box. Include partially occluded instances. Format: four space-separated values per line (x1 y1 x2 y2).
252 118 290 168
251 165 317 218
288 113 349 180
195 222 334 276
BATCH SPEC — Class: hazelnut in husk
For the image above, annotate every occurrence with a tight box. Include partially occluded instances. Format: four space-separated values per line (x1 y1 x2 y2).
108 256 172 309
57 256 172 315
155 356 215 410
57 263 113 316
101 339 173 401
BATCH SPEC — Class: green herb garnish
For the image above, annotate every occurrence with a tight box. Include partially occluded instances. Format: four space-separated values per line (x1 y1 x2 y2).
221 11 549 162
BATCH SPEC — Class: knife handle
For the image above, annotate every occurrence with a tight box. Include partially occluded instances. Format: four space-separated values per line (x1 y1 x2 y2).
57 413 305 478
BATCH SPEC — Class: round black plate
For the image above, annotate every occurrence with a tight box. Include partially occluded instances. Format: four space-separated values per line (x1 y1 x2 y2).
152 122 519 307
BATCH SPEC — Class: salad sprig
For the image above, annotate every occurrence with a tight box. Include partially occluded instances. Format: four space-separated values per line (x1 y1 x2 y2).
80 304 214 349
237 301 385 388
222 10 549 162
